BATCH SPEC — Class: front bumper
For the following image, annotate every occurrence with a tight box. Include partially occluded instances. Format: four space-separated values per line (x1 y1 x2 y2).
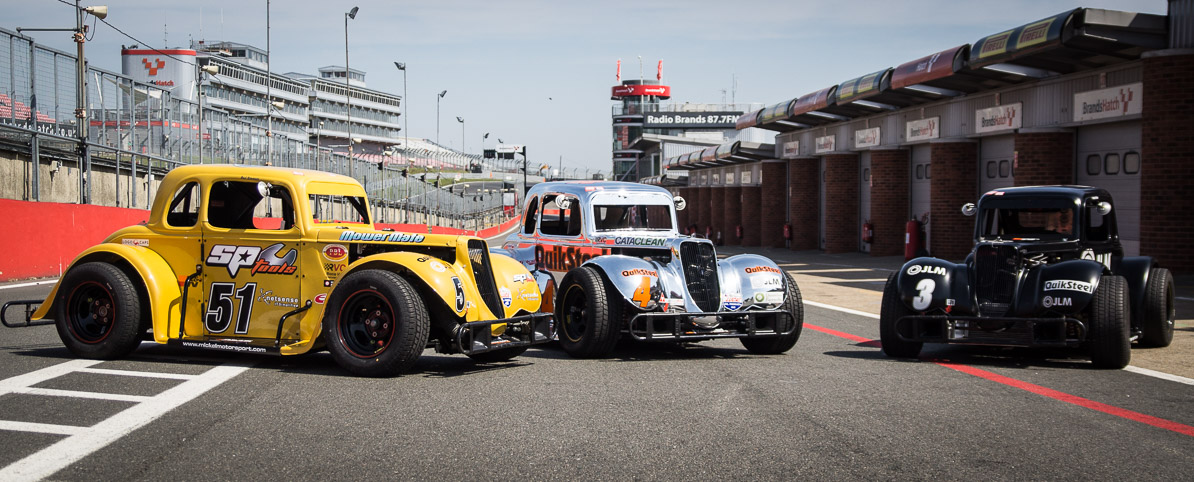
627 309 797 341
895 315 1086 347
455 312 553 354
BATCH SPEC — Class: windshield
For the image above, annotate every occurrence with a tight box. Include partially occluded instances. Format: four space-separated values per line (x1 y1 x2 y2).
979 204 1075 241
592 204 673 231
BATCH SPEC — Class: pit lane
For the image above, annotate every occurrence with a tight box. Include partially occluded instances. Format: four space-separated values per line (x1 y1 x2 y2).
0 249 1192 480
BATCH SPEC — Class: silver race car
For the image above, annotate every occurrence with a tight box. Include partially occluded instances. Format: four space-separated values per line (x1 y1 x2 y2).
499 181 803 358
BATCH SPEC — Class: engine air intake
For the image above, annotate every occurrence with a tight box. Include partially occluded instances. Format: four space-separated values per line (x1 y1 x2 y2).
680 241 720 312
467 240 504 317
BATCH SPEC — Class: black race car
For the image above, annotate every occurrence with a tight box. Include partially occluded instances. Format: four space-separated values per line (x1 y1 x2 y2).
880 186 1175 369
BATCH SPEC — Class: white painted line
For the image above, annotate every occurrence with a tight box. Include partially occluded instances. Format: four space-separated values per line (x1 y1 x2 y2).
1124 366 1194 386
0 363 251 481
16 387 150 403
0 360 103 395
1177 296 1194 302
803 299 1194 387
0 280 58 291
0 420 84 436
804 300 879 320
75 367 198 380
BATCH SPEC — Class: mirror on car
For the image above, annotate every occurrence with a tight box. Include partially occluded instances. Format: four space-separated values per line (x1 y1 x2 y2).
673 195 686 211
257 181 272 198
554 195 572 210
961 203 977 217
1097 201 1112 215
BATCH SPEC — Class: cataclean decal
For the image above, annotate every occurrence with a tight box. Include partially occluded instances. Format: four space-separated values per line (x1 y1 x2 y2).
744 266 782 274
610 237 666 246
621 268 658 277
338 231 426 243
206 243 297 277
534 245 608 272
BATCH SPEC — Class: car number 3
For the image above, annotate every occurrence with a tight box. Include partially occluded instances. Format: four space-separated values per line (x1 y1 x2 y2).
912 278 935 311
205 282 257 334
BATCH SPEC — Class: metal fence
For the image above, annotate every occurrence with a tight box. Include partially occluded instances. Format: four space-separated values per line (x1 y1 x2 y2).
0 27 546 228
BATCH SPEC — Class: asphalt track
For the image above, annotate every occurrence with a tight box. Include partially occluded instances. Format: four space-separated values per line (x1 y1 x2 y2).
1 254 1192 480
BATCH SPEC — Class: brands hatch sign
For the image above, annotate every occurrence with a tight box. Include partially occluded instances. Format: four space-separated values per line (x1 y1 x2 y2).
1073 83 1142 122
642 111 742 129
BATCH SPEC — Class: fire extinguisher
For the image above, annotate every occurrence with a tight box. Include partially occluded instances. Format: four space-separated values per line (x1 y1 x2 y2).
736 225 744 239
862 220 874 244
783 224 792 240
904 219 924 261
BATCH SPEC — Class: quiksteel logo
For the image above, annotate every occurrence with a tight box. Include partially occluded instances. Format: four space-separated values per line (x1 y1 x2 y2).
1043 279 1095 294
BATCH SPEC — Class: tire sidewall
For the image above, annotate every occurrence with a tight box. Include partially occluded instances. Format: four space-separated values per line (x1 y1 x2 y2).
323 269 429 376
54 262 143 360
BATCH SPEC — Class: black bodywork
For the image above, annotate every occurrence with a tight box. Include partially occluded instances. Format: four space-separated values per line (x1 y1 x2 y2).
891 186 1156 347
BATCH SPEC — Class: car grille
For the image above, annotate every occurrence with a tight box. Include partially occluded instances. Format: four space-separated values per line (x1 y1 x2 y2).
974 245 1018 317
680 241 720 312
467 239 505 317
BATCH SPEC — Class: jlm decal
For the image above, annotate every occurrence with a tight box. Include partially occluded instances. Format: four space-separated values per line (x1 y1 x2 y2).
906 265 947 276
206 243 297 277
1042 296 1072 308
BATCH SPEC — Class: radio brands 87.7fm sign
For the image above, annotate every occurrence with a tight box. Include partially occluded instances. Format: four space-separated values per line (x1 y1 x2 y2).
642 111 743 129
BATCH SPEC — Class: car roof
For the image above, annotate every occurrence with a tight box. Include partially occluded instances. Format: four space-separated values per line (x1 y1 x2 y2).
980 185 1113 201
161 164 361 191
527 181 673 200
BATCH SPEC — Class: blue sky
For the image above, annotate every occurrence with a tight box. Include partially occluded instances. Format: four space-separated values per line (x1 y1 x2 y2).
9 0 1168 171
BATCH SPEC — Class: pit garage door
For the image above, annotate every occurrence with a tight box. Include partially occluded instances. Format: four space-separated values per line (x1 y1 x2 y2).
859 151 871 253
979 135 1015 194
1077 121 1141 256
910 144 931 254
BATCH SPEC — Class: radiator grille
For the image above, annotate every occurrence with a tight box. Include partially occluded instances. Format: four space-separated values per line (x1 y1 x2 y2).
467 240 504 317
975 245 1018 317
680 241 720 312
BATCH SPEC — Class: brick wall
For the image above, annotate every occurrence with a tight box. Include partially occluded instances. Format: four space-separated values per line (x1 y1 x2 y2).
869 149 910 256
723 186 743 246
788 158 819 250
698 184 712 237
1013 132 1074 186
1141 51 1194 273
930 142 978 261
823 154 859 254
760 161 787 248
741 184 762 246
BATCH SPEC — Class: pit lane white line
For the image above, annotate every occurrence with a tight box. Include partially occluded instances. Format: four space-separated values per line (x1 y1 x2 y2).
802 298 1194 386
0 359 250 482
0 279 57 290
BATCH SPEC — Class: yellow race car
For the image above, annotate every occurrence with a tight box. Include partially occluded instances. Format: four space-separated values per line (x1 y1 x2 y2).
5 165 550 376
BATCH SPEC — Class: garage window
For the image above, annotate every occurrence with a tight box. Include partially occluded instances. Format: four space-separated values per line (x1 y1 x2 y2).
1086 154 1101 175
863 168 870 182
925 164 931 179
999 160 1010 177
986 161 996 178
1104 153 1120 175
915 164 924 179
1124 152 1140 175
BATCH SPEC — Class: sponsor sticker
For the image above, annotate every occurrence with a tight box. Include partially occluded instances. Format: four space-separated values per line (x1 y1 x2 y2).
206 243 297 277
745 266 782 275
1042 295 1073 308
323 280 335 287
1044 279 1095 294
513 273 530 283
723 294 742 311
322 244 348 262
751 276 782 289
521 290 540 302
122 238 149 247
754 293 766 303
499 287 512 307
314 293 327 304
906 265 947 276
338 231 426 243
761 292 784 304
621 268 658 277
452 277 466 312
429 261 447 273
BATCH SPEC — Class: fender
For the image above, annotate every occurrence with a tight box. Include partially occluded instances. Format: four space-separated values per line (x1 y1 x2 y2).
346 252 477 319
1017 260 1103 315
1115 255 1155 326
582 255 663 311
719 254 788 309
33 243 183 344
487 251 543 317
897 257 969 314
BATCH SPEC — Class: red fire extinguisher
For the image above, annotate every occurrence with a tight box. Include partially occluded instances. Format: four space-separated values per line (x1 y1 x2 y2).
736 225 744 239
862 220 874 244
905 219 924 261
783 224 792 240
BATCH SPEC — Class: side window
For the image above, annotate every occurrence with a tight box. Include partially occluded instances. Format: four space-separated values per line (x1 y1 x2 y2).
166 182 200 227
1087 206 1111 242
523 196 539 235
539 194 581 237
207 180 295 230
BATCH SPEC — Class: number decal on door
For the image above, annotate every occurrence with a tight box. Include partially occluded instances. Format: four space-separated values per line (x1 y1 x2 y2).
912 278 935 311
205 282 257 334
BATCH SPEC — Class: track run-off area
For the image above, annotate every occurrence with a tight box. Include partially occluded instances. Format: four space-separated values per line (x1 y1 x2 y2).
0 246 1191 480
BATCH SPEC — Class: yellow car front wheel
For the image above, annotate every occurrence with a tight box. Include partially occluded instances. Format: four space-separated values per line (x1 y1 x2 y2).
324 269 430 377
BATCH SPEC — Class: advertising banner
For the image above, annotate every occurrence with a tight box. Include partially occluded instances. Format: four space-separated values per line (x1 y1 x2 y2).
642 111 742 129
1073 82 1142 122
855 127 880 148
815 135 836 154
974 103 1022 134
906 117 939 142
781 140 800 159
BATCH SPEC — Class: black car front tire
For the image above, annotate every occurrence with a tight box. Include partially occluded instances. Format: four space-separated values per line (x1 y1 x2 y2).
740 272 804 354
555 266 620 358
1088 275 1131 369
1140 267 1175 348
324 270 430 377
880 273 922 359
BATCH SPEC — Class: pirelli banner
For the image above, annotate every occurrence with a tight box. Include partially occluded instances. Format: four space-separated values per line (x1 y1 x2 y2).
969 8 1078 69
642 111 743 129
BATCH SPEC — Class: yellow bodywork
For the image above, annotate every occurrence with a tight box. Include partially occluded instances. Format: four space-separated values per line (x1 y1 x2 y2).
33 165 541 355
